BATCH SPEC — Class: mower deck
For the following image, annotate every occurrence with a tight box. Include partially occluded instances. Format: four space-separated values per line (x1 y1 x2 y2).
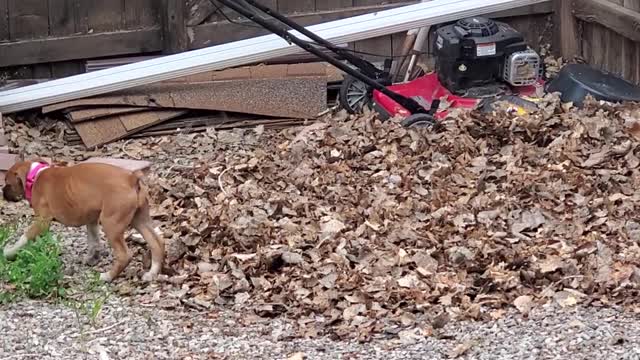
371 72 545 120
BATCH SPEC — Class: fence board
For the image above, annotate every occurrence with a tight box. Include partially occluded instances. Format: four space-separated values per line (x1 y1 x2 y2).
0 0 9 41
580 21 592 65
607 31 625 76
354 0 389 4
189 2 412 49
49 0 76 36
8 0 49 40
574 0 640 42
623 0 640 84
258 0 278 10
74 0 90 33
0 28 163 67
571 0 640 84
163 0 188 54
587 23 608 69
278 0 315 13
49 0 87 78
125 0 160 28
316 0 354 11
186 0 216 26
355 35 393 62
636 42 640 84
87 1 125 32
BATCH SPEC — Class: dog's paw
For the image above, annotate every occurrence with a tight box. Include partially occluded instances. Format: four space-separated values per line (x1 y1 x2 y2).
99 272 114 282
3 247 17 261
141 271 158 282
85 253 100 267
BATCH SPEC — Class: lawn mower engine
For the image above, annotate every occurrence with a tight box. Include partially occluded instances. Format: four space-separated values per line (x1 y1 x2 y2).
371 16 544 124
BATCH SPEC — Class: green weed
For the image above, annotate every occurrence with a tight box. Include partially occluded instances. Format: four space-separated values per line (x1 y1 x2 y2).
63 271 112 327
0 226 113 332
0 227 65 302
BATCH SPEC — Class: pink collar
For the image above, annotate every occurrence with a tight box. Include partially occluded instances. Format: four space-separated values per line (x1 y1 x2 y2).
25 162 49 204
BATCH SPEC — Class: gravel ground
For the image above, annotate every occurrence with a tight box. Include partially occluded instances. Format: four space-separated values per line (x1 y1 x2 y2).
0 226 639 360
1 296 640 359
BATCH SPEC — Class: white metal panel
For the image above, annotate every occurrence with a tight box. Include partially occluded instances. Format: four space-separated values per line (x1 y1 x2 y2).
0 0 550 113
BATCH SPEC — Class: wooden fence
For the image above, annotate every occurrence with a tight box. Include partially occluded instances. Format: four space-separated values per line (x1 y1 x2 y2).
555 0 640 84
1 1 550 79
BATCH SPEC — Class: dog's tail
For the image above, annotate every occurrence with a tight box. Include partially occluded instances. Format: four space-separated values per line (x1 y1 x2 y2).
130 170 148 209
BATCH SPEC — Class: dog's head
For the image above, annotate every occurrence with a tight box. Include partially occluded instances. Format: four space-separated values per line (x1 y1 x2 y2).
2 154 39 202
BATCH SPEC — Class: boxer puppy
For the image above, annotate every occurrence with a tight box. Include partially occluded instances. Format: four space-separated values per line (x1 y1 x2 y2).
2 156 164 282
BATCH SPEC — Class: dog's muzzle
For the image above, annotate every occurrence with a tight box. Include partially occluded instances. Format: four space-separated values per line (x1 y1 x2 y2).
2 184 22 202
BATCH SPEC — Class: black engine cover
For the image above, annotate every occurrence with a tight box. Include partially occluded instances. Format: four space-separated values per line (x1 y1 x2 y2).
434 17 528 94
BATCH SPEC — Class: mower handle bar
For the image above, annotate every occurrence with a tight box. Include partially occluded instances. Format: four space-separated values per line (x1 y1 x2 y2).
215 0 438 116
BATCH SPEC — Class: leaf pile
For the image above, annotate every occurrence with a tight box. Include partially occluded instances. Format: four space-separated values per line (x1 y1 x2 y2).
4 94 640 341
142 95 640 340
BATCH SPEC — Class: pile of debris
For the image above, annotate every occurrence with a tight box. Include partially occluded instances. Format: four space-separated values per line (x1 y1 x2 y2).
31 62 342 148
128 93 640 340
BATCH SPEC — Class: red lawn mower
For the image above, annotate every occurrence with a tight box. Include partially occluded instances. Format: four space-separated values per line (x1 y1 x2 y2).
217 0 640 127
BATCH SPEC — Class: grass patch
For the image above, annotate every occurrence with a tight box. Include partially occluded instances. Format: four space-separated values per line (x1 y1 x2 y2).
0 227 65 303
0 226 113 332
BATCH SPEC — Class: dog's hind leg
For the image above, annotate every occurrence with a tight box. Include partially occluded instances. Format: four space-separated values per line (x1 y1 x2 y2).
99 202 136 282
99 221 131 283
130 175 165 282
85 223 101 266
132 208 165 282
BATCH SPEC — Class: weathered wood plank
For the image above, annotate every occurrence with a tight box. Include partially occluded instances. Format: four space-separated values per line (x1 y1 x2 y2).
125 0 160 28
553 0 579 59
502 14 550 51
278 0 315 14
163 0 188 54
355 35 393 62
32 64 52 78
0 0 9 41
49 0 76 36
50 61 87 78
607 31 625 76
315 0 353 11
604 0 625 76
354 0 387 5
87 1 125 32
8 0 49 40
574 0 640 42
73 0 90 33
48 0 85 78
624 0 640 84
0 28 163 67
186 0 217 26
589 23 608 69
623 0 640 10
580 22 593 65
189 2 413 48
636 42 640 84
257 0 278 12
493 2 552 17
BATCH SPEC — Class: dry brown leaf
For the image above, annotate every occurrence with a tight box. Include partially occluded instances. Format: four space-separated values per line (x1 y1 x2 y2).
513 295 534 315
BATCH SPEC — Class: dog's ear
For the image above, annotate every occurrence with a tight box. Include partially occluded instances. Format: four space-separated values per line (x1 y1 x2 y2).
14 174 23 192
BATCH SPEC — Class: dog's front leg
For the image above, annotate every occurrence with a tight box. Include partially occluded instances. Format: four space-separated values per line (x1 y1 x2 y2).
3 217 51 260
85 223 101 266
